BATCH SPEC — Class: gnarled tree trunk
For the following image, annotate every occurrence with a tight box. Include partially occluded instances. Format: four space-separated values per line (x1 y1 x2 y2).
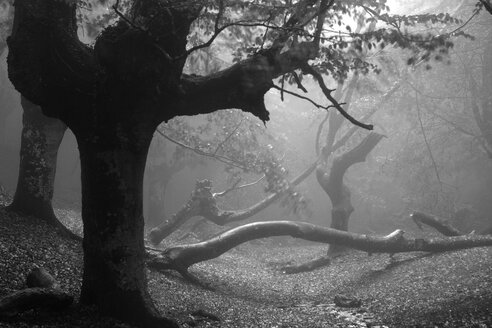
317 132 384 254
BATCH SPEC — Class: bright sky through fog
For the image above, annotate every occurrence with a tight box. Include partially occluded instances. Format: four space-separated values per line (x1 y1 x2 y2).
386 0 464 15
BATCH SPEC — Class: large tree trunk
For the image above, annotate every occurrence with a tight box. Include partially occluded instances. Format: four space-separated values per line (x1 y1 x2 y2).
76 127 177 328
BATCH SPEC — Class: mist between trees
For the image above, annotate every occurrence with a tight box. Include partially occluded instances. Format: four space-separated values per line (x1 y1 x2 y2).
0 0 491 327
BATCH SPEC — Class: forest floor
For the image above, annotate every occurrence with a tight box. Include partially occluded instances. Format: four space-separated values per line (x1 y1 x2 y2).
0 192 491 328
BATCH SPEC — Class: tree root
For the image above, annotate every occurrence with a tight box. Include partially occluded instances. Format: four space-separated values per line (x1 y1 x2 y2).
0 267 72 318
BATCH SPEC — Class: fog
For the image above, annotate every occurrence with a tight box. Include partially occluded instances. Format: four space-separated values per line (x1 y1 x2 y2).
0 0 491 326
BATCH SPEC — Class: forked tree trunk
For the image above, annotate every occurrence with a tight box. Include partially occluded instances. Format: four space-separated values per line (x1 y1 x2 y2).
76 128 177 328
9 97 67 224
317 133 384 254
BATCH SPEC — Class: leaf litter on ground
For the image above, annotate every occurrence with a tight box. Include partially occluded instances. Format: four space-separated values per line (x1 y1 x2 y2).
0 191 491 327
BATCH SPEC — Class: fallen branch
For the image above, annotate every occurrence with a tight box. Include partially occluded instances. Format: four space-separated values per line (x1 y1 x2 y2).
410 212 462 237
147 220 492 275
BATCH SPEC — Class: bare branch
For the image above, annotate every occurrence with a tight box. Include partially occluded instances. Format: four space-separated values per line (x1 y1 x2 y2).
213 175 265 198
292 71 308 92
431 112 477 138
213 178 242 198
270 84 341 109
415 92 443 192
302 65 374 130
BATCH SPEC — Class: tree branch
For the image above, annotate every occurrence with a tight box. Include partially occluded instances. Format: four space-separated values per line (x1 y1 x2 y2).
147 220 492 273
155 129 248 170
213 175 265 198
8 0 96 120
302 65 374 130
415 92 443 192
178 41 319 123
410 212 462 237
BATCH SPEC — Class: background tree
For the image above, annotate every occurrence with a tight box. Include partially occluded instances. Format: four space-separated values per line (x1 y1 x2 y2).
8 97 70 231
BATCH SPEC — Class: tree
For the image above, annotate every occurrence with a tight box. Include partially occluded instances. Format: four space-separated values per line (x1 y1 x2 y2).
8 96 72 235
0 2 76 238
7 0 471 326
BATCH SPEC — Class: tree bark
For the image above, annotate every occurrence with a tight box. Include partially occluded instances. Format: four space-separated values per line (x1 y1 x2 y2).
147 220 492 275
76 127 178 328
7 97 78 240
148 192 199 245
9 97 66 220
410 212 463 237
317 133 384 254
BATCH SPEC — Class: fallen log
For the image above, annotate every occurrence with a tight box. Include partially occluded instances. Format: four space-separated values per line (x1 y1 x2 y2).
147 220 492 274
26 266 59 289
410 212 462 236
